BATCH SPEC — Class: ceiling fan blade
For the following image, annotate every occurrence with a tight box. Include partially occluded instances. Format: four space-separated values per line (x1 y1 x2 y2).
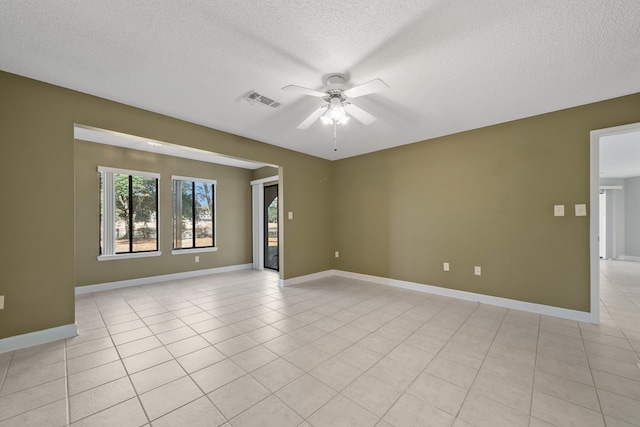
282 85 328 98
343 78 389 99
344 79 389 98
297 105 327 129
344 103 377 125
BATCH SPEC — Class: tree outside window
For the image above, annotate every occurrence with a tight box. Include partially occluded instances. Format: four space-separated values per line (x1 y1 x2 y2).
173 177 215 250
99 168 159 256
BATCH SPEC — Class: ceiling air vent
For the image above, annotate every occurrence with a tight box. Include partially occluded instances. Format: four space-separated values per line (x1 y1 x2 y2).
243 90 281 108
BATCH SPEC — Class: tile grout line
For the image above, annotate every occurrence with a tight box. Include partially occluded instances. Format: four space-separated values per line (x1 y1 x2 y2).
331 297 499 424
114 276 280 425
0 351 14 395
73 291 151 426
64 340 71 427
87 280 456 419
114 282 191 426
159 276 307 425
528 309 542 427
359 293 468 423
600 267 640 361
11 266 640 426
115 343 154 423
221 280 388 424
590 265 640 426
0 345 69 424
577 315 608 427
0 274 271 426
230 279 436 424
445 304 512 424
0 351 16 423
296 288 458 424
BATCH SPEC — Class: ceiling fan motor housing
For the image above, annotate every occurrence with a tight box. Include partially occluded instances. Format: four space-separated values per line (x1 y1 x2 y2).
324 74 348 94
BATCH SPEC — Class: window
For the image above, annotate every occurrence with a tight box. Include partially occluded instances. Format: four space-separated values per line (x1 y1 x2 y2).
172 176 216 252
99 167 160 259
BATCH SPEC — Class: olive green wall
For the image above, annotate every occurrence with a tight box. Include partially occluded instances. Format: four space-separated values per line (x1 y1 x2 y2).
2 67 640 341
0 75 76 338
332 93 640 312
0 71 332 340
74 141 254 286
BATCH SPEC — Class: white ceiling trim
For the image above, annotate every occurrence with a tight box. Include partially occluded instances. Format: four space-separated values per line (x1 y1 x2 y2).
74 125 268 170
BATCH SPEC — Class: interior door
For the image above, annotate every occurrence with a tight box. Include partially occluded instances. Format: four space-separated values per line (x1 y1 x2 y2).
264 184 279 270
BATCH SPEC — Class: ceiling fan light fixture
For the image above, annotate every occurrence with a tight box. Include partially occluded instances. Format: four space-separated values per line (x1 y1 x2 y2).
329 97 345 119
329 106 346 121
320 114 333 125
320 96 348 125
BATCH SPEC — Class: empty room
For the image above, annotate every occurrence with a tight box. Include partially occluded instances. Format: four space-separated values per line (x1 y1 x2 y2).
1 1 640 426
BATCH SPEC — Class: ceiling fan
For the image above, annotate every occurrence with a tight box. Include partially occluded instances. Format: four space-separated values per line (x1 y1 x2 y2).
283 74 389 130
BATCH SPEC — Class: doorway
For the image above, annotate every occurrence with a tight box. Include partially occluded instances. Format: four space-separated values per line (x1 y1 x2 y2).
264 184 279 271
250 174 279 272
590 121 640 323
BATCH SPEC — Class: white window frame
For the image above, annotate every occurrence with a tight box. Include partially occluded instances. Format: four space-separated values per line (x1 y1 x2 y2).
98 166 162 261
171 175 218 255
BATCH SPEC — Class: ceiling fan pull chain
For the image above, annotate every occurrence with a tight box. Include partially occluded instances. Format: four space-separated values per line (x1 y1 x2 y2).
333 122 338 151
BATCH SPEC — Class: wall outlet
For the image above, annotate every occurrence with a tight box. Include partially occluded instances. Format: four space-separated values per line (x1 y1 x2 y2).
554 205 565 216
474 266 482 276
195 256 199 263
335 251 339 258
443 262 450 271
288 211 293 220
0 295 4 310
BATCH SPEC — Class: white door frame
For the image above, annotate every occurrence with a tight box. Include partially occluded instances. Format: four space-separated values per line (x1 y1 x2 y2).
250 175 279 270
590 121 640 323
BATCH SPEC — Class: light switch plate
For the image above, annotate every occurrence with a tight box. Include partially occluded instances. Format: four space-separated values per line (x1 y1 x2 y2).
575 204 587 216
288 211 293 220
0 295 4 310
554 205 565 216
443 262 450 271
474 266 481 276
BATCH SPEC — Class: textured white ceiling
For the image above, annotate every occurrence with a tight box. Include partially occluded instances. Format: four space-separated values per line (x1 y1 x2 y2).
2 1 640 160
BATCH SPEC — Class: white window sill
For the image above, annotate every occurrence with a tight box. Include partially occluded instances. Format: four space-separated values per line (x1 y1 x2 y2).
98 251 162 261
172 247 218 255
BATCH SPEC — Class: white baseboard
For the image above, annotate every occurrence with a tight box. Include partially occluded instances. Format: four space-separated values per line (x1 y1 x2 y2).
0 323 78 354
618 255 640 263
285 269 592 323
278 270 334 287
76 263 253 295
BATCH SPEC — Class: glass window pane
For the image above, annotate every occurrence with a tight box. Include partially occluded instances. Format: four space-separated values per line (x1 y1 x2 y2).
100 169 159 256
132 176 158 252
172 180 181 249
172 178 215 250
114 174 131 253
173 181 193 249
195 182 213 247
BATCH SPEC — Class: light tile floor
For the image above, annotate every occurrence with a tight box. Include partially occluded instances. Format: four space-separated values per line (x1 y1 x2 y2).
1 260 639 426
